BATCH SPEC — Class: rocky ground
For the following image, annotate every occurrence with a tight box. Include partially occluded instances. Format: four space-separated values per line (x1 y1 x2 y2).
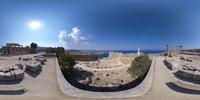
66 57 138 92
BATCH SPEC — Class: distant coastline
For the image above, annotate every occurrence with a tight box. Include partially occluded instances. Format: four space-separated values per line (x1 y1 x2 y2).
80 50 166 58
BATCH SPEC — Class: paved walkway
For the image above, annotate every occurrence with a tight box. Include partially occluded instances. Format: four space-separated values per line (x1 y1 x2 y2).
137 56 200 100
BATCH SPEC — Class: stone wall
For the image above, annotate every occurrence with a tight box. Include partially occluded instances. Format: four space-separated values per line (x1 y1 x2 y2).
1 43 30 55
184 49 200 53
71 54 97 61
45 47 64 54
109 52 136 59
109 52 136 64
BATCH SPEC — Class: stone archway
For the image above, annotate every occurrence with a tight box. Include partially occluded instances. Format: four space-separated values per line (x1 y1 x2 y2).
167 44 173 57
177 45 183 53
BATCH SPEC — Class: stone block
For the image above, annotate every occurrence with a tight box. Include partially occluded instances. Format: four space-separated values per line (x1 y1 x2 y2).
26 61 42 72
13 69 24 80
15 64 23 70
34 58 45 65
5 67 9 72
4 72 12 80
13 66 20 70
182 67 188 70
0 67 2 72
0 72 4 80
165 59 179 70
9 66 14 70
10 71 15 80
183 70 194 79
2 67 7 72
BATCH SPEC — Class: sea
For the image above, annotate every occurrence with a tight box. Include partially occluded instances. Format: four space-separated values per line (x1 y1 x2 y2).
80 50 166 58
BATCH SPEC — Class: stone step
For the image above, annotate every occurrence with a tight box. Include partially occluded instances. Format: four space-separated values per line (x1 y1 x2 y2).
173 81 200 91
0 84 26 91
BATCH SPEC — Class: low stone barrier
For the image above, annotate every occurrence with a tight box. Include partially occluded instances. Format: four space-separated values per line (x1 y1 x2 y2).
56 56 155 98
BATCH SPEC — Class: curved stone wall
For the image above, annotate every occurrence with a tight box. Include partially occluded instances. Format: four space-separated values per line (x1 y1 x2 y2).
56 56 155 98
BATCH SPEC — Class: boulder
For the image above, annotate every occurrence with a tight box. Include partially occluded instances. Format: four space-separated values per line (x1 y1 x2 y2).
112 79 123 85
13 69 24 80
104 73 109 77
101 81 108 85
26 61 42 72
93 76 100 81
78 77 91 85
107 82 113 87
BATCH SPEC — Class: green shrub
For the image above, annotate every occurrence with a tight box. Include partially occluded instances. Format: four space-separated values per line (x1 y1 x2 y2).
58 53 76 73
127 54 151 78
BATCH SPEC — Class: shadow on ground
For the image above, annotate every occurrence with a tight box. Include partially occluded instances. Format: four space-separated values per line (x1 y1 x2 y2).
166 82 200 94
25 69 42 78
173 72 200 85
0 79 23 85
0 90 25 95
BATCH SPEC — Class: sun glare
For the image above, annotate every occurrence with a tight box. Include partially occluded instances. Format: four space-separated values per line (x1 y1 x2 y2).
29 21 41 29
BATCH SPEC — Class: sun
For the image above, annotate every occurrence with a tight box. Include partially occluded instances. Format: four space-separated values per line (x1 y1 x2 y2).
29 21 41 29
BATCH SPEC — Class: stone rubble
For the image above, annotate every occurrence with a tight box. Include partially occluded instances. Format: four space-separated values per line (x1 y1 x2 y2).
0 65 24 80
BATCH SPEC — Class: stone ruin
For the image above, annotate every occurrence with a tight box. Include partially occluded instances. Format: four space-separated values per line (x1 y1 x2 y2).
0 64 24 80
26 61 42 73
166 44 184 57
0 43 30 55
108 52 136 64
178 63 200 81
25 55 46 73
164 58 180 70
180 56 192 62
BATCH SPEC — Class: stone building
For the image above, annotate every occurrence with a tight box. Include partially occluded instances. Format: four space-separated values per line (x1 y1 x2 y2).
45 47 64 54
1 43 30 55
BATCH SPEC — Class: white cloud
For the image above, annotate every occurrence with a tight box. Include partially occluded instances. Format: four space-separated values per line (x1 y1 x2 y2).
58 30 67 43
82 42 90 45
68 27 81 44
80 36 87 40
58 27 90 47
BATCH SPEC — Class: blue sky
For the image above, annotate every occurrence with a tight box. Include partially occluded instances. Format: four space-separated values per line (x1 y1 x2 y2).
0 0 200 50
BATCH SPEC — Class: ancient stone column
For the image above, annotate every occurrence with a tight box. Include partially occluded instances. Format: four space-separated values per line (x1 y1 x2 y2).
177 46 178 53
171 46 173 52
167 45 169 52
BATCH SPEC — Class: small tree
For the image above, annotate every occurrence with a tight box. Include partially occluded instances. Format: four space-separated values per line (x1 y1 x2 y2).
127 54 151 78
30 42 37 53
58 53 76 73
